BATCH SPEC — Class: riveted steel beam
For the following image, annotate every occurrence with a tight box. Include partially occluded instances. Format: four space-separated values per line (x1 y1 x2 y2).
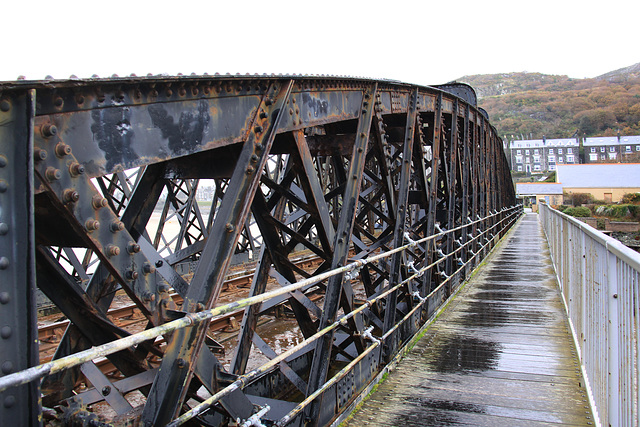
0 89 40 426
305 84 377 423
0 75 519 427
382 88 419 359
142 80 294 426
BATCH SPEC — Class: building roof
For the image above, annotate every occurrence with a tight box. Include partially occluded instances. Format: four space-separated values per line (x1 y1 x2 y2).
584 135 640 146
510 138 578 149
516 183 564 196
511 139 543 148
556 164 640 188
620 135 640 145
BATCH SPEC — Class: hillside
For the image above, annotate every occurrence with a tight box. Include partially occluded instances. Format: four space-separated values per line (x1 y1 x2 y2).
458 63 640 139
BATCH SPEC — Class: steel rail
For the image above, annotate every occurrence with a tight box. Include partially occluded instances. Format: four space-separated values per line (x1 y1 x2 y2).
169 208 522 426
0 207 518 394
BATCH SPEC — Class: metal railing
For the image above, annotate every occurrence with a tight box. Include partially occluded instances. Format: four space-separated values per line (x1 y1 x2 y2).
0 206 522 426
539 203 640 427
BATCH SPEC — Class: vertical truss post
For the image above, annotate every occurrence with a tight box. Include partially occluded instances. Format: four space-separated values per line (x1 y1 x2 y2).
382 88 418 359
478 117 487 253
471 114 480 257
305 84 377 423
445 100 459 293
0 90 40 425
421 94 443 295
142 80 294 426
460 107 471 267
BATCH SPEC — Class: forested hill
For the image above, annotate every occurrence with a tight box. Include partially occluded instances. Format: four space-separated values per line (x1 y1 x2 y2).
458 62 640 139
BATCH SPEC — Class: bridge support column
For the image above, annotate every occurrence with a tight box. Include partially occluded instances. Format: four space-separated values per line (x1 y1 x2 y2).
0 89 40 425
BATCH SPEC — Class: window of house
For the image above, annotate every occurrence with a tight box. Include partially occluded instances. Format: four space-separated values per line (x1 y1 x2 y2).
608 152 617 160
533 164 541 171
610 146 616 152
636 146 640 151
590 147 596 153
526 157 530 163
525 150 530 155
516 150 522 155
600 147 605 152
567 155 575 162
534 149 539 154
533 155 541 163
601 154 606 160
626 146 631 152
548 155 555 163
515 156 523 163
558 148 563 154
558 157 564 163
549 148 554 154
589 153 598 161
517 165 523 171
567 148 573 154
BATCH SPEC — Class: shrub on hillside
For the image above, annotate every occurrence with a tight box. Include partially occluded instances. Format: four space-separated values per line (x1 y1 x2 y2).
556 205 569 212
563 206 592 217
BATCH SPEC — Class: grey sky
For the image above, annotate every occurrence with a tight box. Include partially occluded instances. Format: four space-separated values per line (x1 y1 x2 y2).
2 0 638 85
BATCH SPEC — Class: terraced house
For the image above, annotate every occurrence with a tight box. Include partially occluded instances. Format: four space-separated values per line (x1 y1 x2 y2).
584 135 640 162
509 138 579 173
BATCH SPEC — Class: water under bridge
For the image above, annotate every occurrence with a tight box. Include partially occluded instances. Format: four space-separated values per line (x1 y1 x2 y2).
0 75 638 426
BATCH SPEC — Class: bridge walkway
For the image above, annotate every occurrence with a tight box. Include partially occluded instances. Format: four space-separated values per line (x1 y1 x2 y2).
342 214 594 426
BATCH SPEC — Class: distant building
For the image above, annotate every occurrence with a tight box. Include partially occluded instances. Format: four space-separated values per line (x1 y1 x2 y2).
509 138 579 173
515 182 563 212
556 163 640 203
584 135 640 163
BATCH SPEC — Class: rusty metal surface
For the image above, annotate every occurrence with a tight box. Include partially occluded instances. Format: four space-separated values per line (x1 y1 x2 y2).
0 74 517 426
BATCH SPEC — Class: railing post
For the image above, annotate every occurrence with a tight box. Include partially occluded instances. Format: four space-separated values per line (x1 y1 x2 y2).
606 249 619 426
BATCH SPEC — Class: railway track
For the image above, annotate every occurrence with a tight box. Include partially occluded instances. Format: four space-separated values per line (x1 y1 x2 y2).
37 253 325 374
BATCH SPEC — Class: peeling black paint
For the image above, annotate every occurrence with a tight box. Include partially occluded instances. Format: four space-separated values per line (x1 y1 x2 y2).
91 107 138 173
148 101 210 154
302 93 329 117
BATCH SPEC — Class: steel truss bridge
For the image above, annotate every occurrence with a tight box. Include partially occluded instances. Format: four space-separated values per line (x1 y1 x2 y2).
0 75 517 426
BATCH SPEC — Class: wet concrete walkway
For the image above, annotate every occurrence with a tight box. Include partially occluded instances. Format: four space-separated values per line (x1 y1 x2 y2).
343 214 594 426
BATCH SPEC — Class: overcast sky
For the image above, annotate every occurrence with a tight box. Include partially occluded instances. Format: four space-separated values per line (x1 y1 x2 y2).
2 0 638 86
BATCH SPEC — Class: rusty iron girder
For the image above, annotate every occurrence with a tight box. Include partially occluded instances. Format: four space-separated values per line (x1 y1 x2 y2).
0 75 517 427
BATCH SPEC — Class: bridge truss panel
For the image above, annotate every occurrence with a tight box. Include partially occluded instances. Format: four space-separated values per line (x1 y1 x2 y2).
0 76 518 426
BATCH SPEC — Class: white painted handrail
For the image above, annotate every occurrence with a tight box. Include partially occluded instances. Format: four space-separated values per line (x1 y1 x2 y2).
539 203 640 427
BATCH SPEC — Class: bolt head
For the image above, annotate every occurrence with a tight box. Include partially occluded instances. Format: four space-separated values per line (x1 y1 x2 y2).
55 142 71 157
110 221 125 233
45 167 62 181
34 149 48 161
84 219 100 231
